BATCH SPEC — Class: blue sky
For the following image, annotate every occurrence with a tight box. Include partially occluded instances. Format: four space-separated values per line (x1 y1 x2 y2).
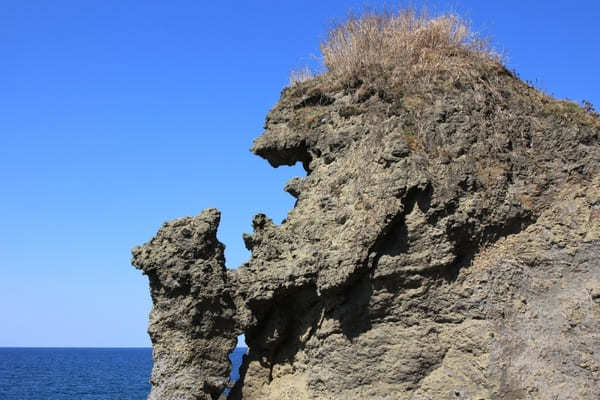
1 1 598 347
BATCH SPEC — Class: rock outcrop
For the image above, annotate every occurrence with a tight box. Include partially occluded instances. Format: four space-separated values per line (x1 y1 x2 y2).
132 24 600 400
132 210 238 400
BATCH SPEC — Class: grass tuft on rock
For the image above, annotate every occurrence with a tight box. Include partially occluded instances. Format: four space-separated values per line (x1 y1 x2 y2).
321 7 500 77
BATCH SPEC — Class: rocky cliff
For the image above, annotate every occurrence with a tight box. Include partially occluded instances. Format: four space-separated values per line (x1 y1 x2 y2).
131 13 600 400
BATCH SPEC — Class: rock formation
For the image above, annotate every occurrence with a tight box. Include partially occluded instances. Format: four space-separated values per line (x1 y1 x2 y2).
132 210 237 399
132 12 600 400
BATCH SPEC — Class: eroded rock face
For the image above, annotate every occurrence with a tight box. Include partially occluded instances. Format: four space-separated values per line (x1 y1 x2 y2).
132 209 239 400
133 62 600 399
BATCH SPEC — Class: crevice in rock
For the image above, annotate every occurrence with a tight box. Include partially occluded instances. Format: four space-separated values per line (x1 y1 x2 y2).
227 351 248 400
374 180 540 287
369 183 433 270
224 344 247 398
294 88 335 109
445 209 538 282
331 273 374 341
228 283 322 398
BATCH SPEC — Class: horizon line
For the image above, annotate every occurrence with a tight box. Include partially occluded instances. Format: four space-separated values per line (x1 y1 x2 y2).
0 346 248 349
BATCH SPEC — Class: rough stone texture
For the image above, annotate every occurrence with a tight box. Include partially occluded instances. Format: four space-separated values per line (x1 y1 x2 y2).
133 59 600 399
132 209 239 400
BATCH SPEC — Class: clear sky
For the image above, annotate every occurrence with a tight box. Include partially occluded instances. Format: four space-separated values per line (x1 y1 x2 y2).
1 1 598 347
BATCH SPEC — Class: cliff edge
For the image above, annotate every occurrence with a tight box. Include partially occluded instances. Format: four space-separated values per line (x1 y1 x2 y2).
132 9 600 400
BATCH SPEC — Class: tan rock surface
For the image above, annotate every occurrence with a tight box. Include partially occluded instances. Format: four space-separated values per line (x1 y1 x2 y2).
132 19 600 400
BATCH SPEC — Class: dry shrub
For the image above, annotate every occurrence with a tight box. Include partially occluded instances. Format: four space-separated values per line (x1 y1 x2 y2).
320 7 500 78
289 66 314 86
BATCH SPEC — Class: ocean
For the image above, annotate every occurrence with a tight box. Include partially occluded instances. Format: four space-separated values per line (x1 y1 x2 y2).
0 347 247 400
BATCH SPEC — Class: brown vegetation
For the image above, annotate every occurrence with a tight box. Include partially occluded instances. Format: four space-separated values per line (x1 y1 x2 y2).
320 7 499 77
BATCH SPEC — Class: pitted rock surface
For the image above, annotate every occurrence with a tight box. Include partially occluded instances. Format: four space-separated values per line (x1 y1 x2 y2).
133 60 600 399
132 209 239 400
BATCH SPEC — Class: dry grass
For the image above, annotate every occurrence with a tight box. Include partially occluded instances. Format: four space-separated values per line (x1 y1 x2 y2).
289 66 314 86
320 7 500 78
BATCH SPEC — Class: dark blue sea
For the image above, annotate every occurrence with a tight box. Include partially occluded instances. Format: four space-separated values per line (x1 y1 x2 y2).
0 347 247 400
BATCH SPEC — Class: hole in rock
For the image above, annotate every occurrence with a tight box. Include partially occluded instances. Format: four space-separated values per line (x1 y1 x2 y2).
218 162 306 270
224 335 247 396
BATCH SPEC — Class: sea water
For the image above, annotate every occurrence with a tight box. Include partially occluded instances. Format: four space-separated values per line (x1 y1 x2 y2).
0 347 246 400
